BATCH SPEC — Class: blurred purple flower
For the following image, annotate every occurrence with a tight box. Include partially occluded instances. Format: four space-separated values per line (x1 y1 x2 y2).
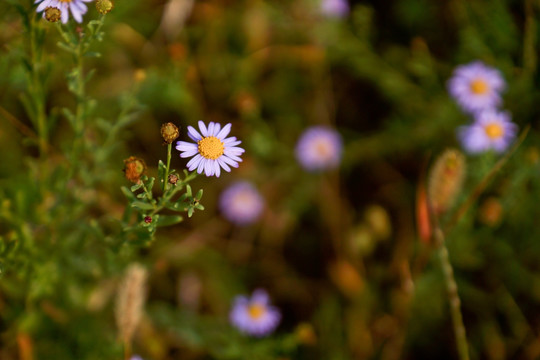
295 126 343 171
176 121 245 177
219 182 264 225
230 289 281 337
458 110 517 154
321 0 349 17
35 0 93 23
129 356 143 360
447 61 505 114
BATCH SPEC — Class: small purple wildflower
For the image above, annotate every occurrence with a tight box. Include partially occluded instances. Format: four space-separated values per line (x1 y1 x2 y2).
457 110 517 154
447 61 505 114
321 0 349 17
129 356 143 360
220 182 264 226
295 126 343 171
230 289 281 337
176 121 245 177
35 0 93 23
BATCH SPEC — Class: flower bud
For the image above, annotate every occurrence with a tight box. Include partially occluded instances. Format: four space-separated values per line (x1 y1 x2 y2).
123 156 146 183
168 174 179 185
161 122 180 144
144 216 152 224
44 7 61 22
96 0 114 14
428 149 466 215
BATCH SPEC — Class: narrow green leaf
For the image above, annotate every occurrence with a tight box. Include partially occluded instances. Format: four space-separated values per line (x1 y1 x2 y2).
131 183 142 192
131 201 155 211
156 215 183 227
120 186 135 201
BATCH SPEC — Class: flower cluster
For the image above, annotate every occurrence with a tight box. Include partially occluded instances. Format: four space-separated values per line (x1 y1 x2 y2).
448 61 517 154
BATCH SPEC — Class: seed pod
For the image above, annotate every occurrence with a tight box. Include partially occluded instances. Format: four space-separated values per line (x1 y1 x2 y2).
428 149 466 216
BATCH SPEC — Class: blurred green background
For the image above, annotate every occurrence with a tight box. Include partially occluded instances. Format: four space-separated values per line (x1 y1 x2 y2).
1 0 540 359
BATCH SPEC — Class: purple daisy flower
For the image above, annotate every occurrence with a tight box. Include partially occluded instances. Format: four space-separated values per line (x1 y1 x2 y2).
176 121 245 177
35 0 93 23
295 126 343 171
457 110 517 154
230 289 281 337
321 0 350 17
219 182 264 225
447 61 506 114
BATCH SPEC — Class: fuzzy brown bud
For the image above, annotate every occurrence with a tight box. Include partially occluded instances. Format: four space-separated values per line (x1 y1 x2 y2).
168 174 179 185
161 122 179 144
96 0 114 14
428 149 466 216
44 7 61 22
123 156 146 183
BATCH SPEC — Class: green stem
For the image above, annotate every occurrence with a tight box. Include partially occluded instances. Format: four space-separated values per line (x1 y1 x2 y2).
164 143 172 191
434 227 470 360
29 15 48 156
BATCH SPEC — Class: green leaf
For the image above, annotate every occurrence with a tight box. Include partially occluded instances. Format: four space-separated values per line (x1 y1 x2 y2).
195 189 203 201
84 52 101 58
156 215 183 227
131 183 142 192
186 185 192 197
121 186 136 201
131 201 155 211
187 207 194 218
164 201 189 212
147 177 155 192
57 41 75 54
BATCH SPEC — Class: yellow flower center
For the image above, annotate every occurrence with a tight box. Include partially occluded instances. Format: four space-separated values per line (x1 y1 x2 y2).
58 0 73 2
314 140 331 159
484 123 504 139
470 79 489 95
198 136 224 160
248 304 266 319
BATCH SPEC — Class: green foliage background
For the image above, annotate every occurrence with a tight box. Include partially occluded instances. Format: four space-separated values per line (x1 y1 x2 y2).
1 0 540 359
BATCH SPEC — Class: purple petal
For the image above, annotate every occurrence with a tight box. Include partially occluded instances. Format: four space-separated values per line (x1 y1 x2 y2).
187 154 203 171
176 141 197 152
217 124 232 139
198 121 208 137
187 126 202 142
